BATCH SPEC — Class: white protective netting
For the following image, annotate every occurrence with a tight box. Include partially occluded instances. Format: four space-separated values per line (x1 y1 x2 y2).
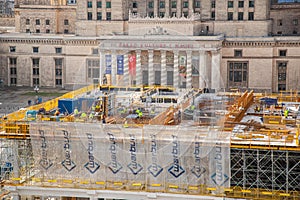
29 122 230 193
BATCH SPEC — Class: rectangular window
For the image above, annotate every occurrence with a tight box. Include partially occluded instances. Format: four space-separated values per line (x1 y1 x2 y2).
149 12 154 17
36 19 40 25
133 1 138 8
228 62 248 88
159 12 165 18
183 1 188 8
33 47 39 53
195 1 201 8
55 58 63 66
9 58 17 65
56 79 62 85
278 19 282 26
97 12 102 20
87 59 100 79
55 47 62 54
228 1 233 8
211 1 216 8
293 19 298 25
183 12 188 17
87 1 92 8
64 29 69 34
46 29 50 33
9 46 16 52
10 78 17 85
248 12 254 20
238 12 243 20
211 11 215 19
278 62 287 91
92 48 99 54
106 1 111 8
106 12 111 20
33 68 39 75
234 50 243 57
279 50 287 57
238 1 244 8
36 29 40 33
159 1 165 8
88 12 93 20
26 29 30 33
32 58 40 66
228 12 233 20
46 19 50 25
64 19 69 25
249 0 254 7
97 1 102 8
33 78 39 85
10 67 17 75
171 1 177 8
26 19 30 25
148 1 154 8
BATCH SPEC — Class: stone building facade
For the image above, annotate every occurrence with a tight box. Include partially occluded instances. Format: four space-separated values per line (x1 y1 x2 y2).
1 0 300 92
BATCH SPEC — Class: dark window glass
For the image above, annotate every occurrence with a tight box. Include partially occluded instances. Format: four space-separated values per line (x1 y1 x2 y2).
211 1 215 8
148 1 154 8
88 12 93 20
228 1 233 8
279 50 287 57
249 1 254 7
159 1 165 8
26 19 30 25
97 12 102 20
238 1 244 8
171 1 176 8
46 19 50 25
133 2 138 8
36 19 40 25
97 1 102 8
106 1 111 8
238 12 243 20
183 1 188 8
248 12 254 20
87 1 92 8
228 12 233 20
10 46 16 52
64 19 69 25
106 12 111 20
33 47 39 53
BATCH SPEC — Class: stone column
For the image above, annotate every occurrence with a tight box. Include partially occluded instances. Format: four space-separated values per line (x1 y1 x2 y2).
123 52 129 86
173 51 179 88
165 0 170 17
199 51 207 88
154 0 158 17
188 0 193 16
186 51 192 88
136 50 142 86
148 50 154 85
211 50 222 92
176 0 182 17
111 52 116 86
161 50 167 86
99 51 105 85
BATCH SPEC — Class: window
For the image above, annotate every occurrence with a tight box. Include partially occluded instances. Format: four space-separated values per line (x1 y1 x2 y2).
171 1 177 8
33 47 39 53
249 0 254 7
26 29 30 33
55 58 63 66
211 1 215 8
293 30 297 34
183 1 188 8
92 48 99 55
159 1 165 8
87 59 100 79
32 58 40 66
9 46 16 52
279 50 287 57
228 62 248 88
97 12 102 20
228 12 233 20
183 12 188 17
211 11 215 19
195 1 200 8
64 19 69 25
87 1 92 8
26 19 30 25
159 12 165 18
149 12 154 17
36 29 40 33
55 47 62 54
33 68 39 75
64 29 69 34
234 50 243 57
10 78 17 85
277 62 287 91
293 19 298 26
46 19 50 25
97 1 102 8
33 78 39 85
56 79 62 85
88 12 93 20
149 1 154 8
106 1 111 8
9 58 17 65
46 29 50 33
67 0 76 4
133 1 138 8
106 12 111 20
10 67 17 75
277 31 282 35
238 1 244 8
36 19 40 25
238 12 243 20
32 58 40 75
278 19 282 26
228 1 233 8
248 12 254 20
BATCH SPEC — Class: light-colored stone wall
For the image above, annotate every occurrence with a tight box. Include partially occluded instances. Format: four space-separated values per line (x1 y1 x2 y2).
0 16 14 27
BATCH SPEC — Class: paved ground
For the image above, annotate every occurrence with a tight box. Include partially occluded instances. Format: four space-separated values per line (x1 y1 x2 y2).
0 86 70 117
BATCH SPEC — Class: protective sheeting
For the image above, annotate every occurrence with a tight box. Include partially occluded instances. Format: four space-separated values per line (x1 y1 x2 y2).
29 122 230 194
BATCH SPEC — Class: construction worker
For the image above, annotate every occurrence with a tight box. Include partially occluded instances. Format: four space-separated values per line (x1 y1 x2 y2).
74 107 79 116
89 112 94 120
124 120 129 128
284 109 289 118
54 109 60 116
80 112 87 120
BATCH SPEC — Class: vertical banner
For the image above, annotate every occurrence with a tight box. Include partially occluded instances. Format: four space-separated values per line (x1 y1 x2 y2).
117 55 124 75
105 55 112 74
128 54 136 76
179 55 187 78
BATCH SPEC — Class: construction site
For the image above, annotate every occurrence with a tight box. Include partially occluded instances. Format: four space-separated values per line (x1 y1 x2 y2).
0 84 300 200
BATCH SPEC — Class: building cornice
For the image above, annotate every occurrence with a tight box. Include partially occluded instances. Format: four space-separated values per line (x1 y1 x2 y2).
224 37 300 47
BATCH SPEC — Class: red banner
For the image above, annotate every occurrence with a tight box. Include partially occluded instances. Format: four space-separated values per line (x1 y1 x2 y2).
128 54 136 76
